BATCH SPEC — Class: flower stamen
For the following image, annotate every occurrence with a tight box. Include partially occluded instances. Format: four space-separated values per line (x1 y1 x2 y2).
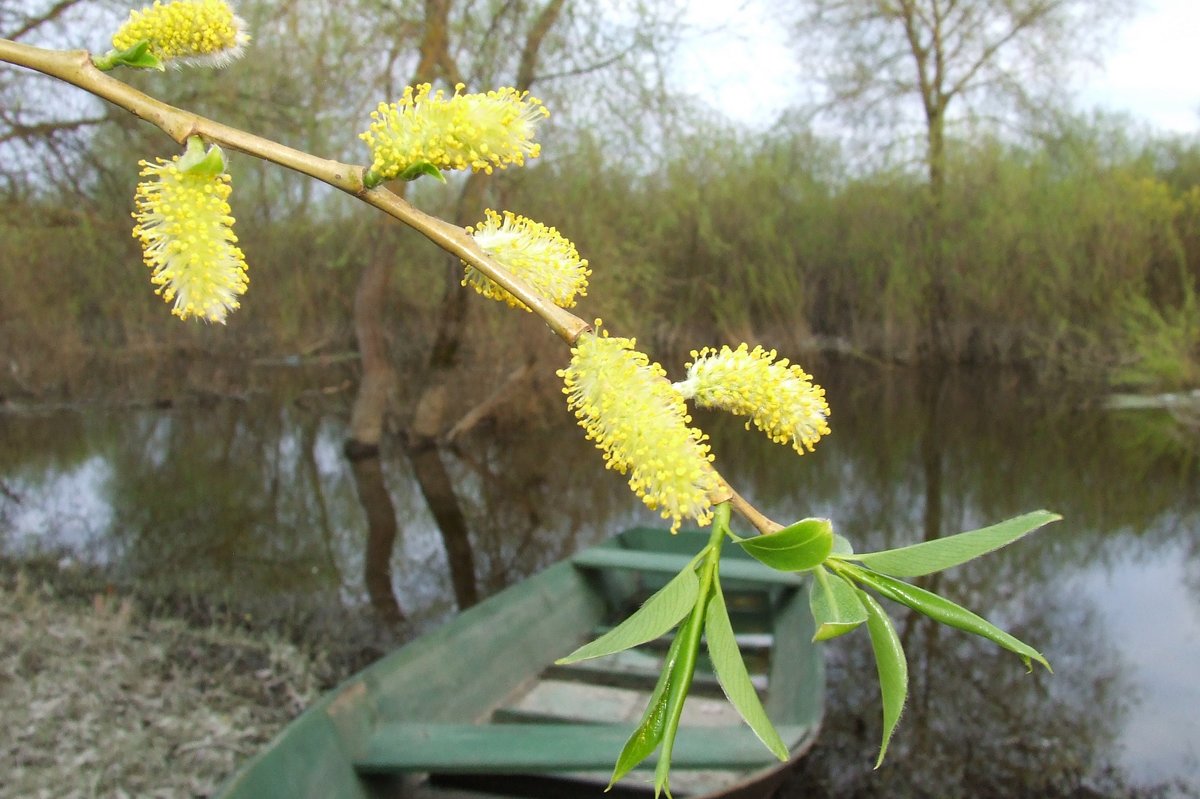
464 210 589 310
675 344 831 455
360 84 548 183
559 324 720 532
131 143 249 323
111 0 249 69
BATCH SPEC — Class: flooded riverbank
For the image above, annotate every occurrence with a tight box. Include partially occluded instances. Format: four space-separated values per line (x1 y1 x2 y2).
2 362 1197 796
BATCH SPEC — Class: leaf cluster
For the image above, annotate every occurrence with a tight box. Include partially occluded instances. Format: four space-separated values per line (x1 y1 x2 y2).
561 505 1060 790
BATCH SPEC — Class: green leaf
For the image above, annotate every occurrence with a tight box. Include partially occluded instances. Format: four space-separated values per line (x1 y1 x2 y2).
704 579 789 760
859 589 907 768
737 518 833 572
177 137 227 176
608 622 689 786
557 553 703 664
846 566 1051 672
809 565 868 641
844 510 1060 577
396 161 447 183
650 528 726 798
92 40 164 71
831 534 855 556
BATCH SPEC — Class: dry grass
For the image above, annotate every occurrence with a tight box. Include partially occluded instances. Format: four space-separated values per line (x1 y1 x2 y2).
0 573 326 798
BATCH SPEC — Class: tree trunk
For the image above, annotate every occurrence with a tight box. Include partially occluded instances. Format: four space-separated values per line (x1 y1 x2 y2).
343 0 567 617
348 449 406 625
924 104 952 360
344 221 405 620
404 436 480 609
347 252 397 452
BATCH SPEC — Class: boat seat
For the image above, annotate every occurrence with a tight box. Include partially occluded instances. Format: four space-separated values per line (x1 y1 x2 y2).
569 548 802 586
353 722 811 774
540 654 765 696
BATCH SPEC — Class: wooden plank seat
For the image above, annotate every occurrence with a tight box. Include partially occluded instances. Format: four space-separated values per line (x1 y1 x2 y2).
540 660 762 698
353 723 810 774
569 548 802 586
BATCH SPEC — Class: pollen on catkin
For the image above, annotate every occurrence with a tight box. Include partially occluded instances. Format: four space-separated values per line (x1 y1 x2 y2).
674 344 831 455
112 0 249 68
131 150 249 323
464 210 589 311
558 325 720 532
360 84 547 181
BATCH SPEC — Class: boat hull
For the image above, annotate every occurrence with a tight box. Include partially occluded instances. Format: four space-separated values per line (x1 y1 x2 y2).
215 528 824 799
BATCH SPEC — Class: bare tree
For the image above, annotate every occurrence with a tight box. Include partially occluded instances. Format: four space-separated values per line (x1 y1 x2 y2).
784 0 1138 354
0 1 118 198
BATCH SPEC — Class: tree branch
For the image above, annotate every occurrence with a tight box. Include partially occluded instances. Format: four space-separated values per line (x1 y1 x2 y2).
0 113 107 145
516 0 566 90
0 39 589 344
533 45 634 83
443 359 536 444
0 37 781 534
945 0 1064 102
6 0 86 41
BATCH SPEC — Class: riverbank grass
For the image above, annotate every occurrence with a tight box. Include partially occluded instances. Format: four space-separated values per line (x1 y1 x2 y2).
1 572 324 798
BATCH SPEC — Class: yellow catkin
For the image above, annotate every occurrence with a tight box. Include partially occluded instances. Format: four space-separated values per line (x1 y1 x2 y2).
360 83 548 180
131 154 249 323
675 344 831 455
112 0 249 68
463 210 590 310
558 325 720 532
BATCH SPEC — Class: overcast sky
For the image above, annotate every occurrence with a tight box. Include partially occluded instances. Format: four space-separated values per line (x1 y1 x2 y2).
1079 0 1200 132
677 0 1200 134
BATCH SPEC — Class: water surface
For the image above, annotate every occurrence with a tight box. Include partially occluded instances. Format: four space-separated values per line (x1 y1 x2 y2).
2 364 1197 796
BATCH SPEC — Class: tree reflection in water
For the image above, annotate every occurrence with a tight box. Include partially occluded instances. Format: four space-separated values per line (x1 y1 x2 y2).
346 448 405 625
1 362 1197 793
720 364 1199 798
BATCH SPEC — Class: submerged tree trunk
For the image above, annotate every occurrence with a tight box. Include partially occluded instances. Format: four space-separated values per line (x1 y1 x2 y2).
348 448 405 625
344 206 405 616
340 0 472 618
404 434 480 609
394 0 566 609
347 252 397 452
343 0 568 618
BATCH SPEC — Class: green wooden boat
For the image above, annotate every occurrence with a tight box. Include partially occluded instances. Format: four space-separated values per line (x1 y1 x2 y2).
215 527 824 799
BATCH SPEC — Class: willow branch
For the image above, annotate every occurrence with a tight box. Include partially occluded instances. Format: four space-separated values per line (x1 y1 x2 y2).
728 489 783 534
0 39 590 344
0 38 784 537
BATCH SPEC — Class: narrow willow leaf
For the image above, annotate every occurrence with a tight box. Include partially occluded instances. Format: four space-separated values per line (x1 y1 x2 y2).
396 161 447 183
845 510 1061 577
809 565 868 641
654 593 711 798
558 556 702 664
859 589 907 768
832 534 855 556
848 566 1051 672
704 580 789 760
608 622 690 786
654 763 672 799
738 518 833 572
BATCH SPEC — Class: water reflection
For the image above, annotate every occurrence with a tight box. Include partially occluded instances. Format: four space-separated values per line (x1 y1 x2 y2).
713 365 1200 797
0 396 634 627
1 363 1197 794
348 449 407 624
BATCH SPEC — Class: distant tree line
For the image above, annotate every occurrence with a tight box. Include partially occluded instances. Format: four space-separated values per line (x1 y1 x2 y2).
2 0 1196 396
